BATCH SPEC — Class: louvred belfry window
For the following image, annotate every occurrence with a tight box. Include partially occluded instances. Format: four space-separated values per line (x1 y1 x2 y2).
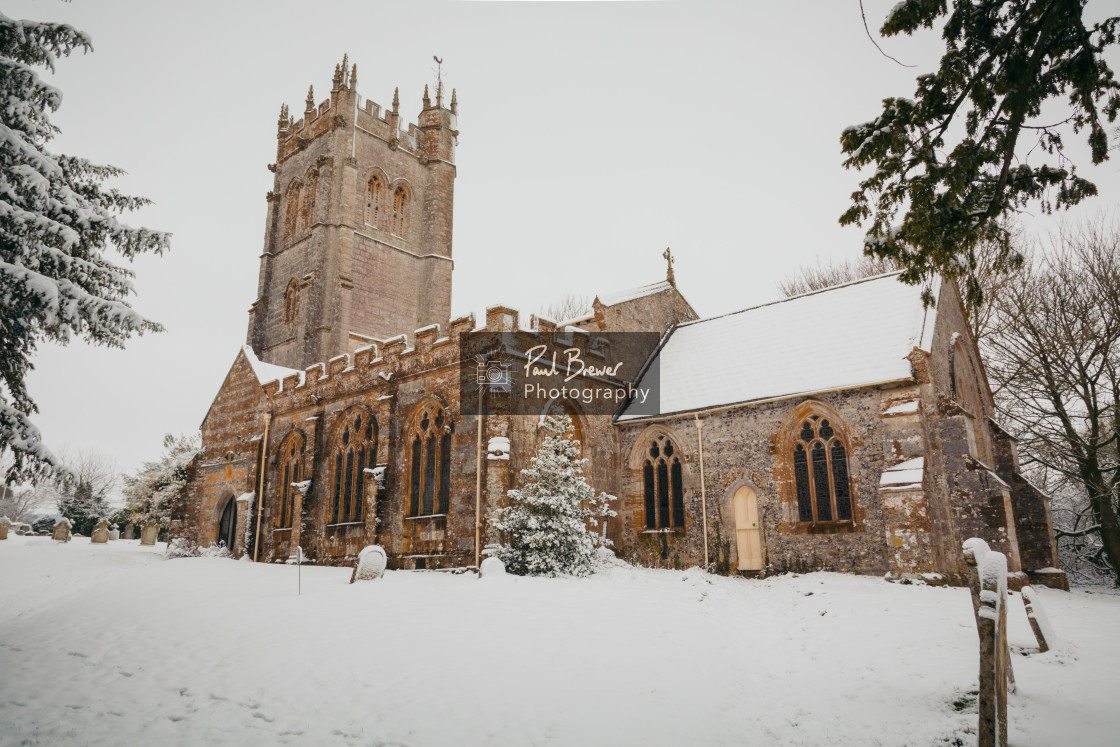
366 174 385 228
391 185 410 238
792 416 853 523
329 412 376 525
642 434 684 529
408 406 452 517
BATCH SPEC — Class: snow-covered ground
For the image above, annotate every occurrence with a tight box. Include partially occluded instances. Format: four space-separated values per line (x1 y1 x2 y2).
1 536 1116 746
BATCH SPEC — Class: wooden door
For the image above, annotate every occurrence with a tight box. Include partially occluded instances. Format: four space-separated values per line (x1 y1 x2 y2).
218 498 236 550
734 487 763 571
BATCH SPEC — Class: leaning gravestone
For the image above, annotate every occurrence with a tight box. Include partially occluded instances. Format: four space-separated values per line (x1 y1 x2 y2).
52 518 73 543
1021 586 1058 653
350 545 388 583
108 523 120 541
964 538 1011 747
90 519 110 544
123 523 135 540
479 556 506 578
0 516 10 540
139 524 159 546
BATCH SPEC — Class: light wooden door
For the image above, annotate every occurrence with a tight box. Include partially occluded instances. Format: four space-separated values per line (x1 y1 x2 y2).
734 487 763 571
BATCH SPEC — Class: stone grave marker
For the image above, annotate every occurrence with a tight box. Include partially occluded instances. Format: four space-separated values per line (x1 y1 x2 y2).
140 524 159 546
109 523 120 541
350 545 387 582
0 516 10 540
52 518 73 542
123 523 136 540
1021 586 1058 653
90 519 110 544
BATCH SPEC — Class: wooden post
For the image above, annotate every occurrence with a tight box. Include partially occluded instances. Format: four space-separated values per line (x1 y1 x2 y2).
964 538 1010 747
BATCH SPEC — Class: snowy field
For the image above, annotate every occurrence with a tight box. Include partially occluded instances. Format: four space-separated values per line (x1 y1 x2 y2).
0 536 1116 747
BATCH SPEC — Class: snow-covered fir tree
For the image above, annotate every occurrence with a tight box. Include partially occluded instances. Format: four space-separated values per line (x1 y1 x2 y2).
490 414 616 576
122 434 199 530
0 11 170 484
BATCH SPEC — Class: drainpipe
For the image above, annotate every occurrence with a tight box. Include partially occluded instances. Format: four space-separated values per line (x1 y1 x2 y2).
695 414 709 571
253 411 273 562
475 386 484 569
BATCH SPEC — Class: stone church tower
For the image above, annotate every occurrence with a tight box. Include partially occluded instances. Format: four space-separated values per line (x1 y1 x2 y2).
248 57 458 369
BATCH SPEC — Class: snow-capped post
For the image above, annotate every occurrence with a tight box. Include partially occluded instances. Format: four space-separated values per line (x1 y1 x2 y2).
964 538 1015 693
964 538 1010 747
297 545 304 595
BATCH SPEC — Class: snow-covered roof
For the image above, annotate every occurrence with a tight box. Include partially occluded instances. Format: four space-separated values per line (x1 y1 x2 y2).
619 273 938 420
597 280 675 307
242 345 302 388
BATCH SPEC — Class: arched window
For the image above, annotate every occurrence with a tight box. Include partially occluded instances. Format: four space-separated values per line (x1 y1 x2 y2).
391 184 410 238
298 170 317 231
407 405 453 516
366 174 385 228
792 416 853 523
283 279 300 325
283 180 302 239
329 410 376 525
642 433 684 529
274 433 305 529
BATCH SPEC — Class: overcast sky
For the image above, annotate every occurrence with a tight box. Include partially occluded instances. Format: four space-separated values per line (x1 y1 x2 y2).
9 0 1120 484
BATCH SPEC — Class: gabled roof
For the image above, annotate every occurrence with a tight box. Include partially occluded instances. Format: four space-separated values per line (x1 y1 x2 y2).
618 272 938 421
597 280 676 306
242 345 302 388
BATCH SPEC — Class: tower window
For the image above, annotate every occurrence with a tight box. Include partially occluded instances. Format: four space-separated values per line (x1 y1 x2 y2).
284 180 303 239
391 185 411 238
283 279 300 325
366 174 385 229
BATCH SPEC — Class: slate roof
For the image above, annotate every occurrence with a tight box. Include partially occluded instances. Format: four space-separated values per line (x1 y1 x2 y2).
618 272 939 421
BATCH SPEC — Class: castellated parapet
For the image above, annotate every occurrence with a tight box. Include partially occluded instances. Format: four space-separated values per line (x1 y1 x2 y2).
249 56 459 371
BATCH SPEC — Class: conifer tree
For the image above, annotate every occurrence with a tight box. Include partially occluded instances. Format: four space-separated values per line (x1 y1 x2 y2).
0 10 170 484
491 414 616 576
841 1 1119 306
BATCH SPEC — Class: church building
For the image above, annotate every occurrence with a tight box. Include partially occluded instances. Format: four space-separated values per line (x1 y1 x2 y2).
173 60 1066 589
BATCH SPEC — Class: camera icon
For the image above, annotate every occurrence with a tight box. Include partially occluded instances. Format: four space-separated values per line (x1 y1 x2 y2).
477 358 511 391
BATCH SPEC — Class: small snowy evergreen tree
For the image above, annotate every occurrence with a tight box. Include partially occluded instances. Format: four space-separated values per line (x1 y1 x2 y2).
122 434 199 530
0 11 170 484
490 414 616 576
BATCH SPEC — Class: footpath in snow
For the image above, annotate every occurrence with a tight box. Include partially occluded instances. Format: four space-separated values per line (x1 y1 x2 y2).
0 535 1116 746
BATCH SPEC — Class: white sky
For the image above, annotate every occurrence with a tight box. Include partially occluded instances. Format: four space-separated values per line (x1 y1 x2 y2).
9 0 1120 481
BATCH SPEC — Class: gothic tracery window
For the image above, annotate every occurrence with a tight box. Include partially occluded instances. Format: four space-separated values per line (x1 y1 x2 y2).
643 433 684 529
329 410 376 525
275 433 304 530
407 405 452 517
391 184 410 238
793 416 853 523
366 174 385 228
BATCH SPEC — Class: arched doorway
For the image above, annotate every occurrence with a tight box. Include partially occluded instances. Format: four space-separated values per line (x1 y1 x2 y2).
218 497 237 550
734 486 763 571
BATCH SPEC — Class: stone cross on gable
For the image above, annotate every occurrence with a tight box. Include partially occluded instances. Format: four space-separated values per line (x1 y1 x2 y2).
663 247 676 287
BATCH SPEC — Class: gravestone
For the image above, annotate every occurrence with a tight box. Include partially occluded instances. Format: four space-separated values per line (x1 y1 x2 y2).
479 556 506 578
90 519 110 544
108 523 120 541
52 518 73 543
123 523 136 540
964 538 1010 747
350 545 387 582
1021 586 1057 653
0 516 10 540
140 524 159 546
